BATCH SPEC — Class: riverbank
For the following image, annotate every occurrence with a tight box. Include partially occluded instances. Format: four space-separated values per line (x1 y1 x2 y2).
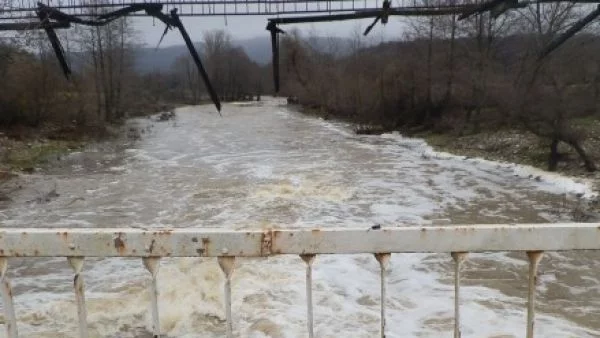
0 97 265 202
420 127 600 220
293 103 600 219
0 123 112 202
0 103 181 202
417 126 600 188
297 105 600 179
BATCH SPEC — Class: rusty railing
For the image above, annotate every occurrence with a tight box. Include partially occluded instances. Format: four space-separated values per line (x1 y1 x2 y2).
0 223 598 337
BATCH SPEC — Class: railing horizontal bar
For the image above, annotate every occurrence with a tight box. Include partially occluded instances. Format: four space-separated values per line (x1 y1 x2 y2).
0 224 598 257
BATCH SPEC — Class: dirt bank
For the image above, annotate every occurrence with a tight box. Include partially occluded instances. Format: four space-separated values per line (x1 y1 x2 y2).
414 123 600 222
0 124 110 203
293 103 600 220
419 127 600 189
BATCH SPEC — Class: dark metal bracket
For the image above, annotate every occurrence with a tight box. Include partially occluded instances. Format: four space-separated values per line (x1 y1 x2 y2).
0 21 70 31
266 21 285 93
364 0 391 36
170 9 221 112
458 0 524 20
36 9 72 79
540 4 600 59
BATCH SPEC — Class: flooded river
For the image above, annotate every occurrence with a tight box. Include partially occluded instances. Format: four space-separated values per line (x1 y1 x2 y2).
0 98 599 337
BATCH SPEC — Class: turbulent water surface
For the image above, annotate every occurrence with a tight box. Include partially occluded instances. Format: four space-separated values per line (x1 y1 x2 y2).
1 98 599 337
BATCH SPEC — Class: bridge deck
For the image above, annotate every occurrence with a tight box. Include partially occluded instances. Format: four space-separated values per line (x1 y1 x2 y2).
3 0 402 19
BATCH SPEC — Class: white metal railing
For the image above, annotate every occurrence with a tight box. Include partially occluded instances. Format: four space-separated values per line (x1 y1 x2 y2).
0 223 599 337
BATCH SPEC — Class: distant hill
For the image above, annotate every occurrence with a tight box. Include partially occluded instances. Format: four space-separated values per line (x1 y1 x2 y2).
132 36 352 73
235 36 272 65
132 44 202 73
132 37 271 73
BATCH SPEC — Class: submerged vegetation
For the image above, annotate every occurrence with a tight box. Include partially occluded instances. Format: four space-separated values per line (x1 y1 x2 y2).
3 140 82 172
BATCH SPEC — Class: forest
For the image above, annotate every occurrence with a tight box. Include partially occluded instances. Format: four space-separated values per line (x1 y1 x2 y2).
0 23 267 128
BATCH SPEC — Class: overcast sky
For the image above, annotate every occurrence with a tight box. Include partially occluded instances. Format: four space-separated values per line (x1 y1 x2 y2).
133 15 408 47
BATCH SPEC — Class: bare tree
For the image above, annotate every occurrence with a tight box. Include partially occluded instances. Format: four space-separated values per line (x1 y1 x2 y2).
203 30 230 99
73 3 135 123
511 3 597 171
202 30 264 101
172 54 202 103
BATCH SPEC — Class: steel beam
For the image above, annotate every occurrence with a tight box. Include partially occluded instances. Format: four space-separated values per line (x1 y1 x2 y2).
0 224 599 257
0 21 70 31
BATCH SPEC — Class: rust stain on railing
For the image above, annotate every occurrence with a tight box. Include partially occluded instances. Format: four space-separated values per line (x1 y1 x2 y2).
260 229 273 255
0 223 599 337
114 234 126 255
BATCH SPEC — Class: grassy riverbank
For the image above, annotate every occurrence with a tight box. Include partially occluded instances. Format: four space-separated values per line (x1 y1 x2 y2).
0 124 110 173
0 103 179 202
418 118 600 190
0 124 109 201
420 124 600 221
295 104 600 220
299 104 600 186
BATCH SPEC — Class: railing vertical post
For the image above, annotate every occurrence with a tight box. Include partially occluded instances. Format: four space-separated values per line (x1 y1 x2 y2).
0 257 18 338
300 254 316 338
374 253 391 338
218 256 236 338
451 252 468 338
142 257 161 338
526 251 544 338
67 257 88 338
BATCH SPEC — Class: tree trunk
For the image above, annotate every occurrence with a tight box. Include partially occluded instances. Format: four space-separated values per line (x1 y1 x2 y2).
95 27 110 122
548 138 559 171
106 25 115 121
90 30 103 120
444 10 456 102
565 137 597 172
426 16 434 109
115 19 126 120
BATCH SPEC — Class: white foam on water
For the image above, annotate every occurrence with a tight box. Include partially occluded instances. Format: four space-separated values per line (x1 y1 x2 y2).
2 99 599 337
381 132 594 199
